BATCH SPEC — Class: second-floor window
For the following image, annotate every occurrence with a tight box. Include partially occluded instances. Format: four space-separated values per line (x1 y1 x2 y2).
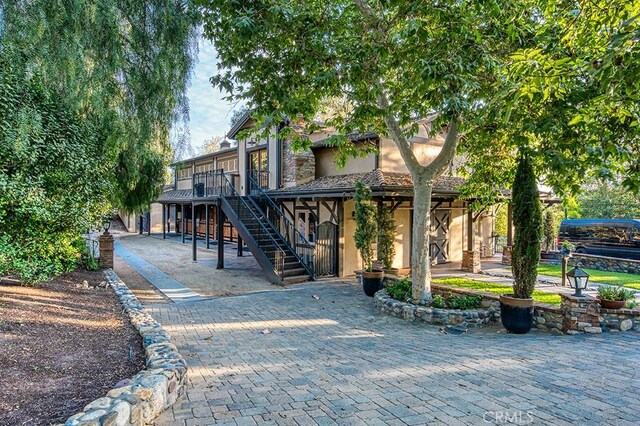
217 158 237 172
177 167 192 180
195 164 214 174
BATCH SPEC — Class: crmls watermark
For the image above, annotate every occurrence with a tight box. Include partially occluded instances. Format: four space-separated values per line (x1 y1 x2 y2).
483 411 534 424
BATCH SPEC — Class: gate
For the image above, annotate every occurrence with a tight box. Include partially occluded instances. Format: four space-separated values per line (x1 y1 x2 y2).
315 221 338 277
430 209 450 264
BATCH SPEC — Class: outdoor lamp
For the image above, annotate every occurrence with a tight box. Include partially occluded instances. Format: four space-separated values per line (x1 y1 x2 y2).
102 218 111 233
566 267 590 297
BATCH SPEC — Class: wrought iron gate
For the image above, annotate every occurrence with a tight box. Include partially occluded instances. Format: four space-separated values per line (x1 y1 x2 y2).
315 221 338 277
430 210 450 264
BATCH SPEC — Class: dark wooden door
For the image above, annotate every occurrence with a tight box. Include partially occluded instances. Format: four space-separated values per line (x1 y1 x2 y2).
315 221 338 277
430 210 450 264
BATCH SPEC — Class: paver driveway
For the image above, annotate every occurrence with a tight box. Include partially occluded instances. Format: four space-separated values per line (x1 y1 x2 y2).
149 282 640 426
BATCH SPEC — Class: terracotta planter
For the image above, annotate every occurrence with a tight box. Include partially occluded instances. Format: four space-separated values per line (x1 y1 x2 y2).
362 270 384 297
499 295 534 334
599 299 626 310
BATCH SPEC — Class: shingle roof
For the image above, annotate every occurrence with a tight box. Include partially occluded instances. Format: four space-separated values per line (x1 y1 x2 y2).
269 169 465 196
157 189 193 203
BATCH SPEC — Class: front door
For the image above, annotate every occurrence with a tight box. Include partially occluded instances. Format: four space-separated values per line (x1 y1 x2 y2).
430 209 450 264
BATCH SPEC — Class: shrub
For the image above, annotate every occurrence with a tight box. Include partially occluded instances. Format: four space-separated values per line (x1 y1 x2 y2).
446 294 483 310
377 207 396 270
431 294 446 308
386 278 412 301
511 155 543 299
354 181 377 271
597 285 635 302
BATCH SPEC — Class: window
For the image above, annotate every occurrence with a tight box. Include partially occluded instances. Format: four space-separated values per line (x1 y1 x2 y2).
195 163 214 174
176 167 192 180
217 158 237 172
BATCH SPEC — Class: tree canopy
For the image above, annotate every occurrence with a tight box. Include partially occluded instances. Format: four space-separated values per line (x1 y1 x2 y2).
0 1 198 282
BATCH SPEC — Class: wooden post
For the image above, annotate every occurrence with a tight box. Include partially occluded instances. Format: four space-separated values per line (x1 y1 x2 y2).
237 236 243 257
147 211 151 236
181 204 185 244
217 207 225 269
562 256 568 287
467 209 474 251
205 205 210 249
192 203 197 261
162 204 166 239
139 214 143 235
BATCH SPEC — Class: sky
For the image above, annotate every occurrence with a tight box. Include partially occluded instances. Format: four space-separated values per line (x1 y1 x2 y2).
186 40 243 153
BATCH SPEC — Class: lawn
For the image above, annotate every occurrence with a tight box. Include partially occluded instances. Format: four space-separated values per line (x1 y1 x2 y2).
537 265 640 290
433 277 562 305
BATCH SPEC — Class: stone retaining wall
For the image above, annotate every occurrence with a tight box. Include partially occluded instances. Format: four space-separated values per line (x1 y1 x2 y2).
571 253 640 275
601 308 640 332
63 269 187 426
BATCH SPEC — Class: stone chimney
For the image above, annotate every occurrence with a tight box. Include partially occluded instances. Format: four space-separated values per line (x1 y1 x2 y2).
283 140 315 187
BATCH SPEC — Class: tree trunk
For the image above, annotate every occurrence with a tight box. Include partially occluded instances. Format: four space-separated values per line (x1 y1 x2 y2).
411 180 433 301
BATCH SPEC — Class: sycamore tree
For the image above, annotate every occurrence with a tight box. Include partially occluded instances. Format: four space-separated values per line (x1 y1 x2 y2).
462 1 640 201
198 0 535 301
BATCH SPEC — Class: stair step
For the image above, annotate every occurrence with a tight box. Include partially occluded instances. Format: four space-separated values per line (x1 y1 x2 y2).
283 268 307 277
282 275 311 285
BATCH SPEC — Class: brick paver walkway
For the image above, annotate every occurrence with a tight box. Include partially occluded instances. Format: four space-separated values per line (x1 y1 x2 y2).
150 282 640 426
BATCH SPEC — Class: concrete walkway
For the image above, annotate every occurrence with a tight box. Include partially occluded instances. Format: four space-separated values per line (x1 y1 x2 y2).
149 281 640 426
115 240 205 303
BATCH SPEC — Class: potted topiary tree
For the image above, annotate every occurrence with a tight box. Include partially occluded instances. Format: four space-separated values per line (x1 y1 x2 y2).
500 154 543 334
354 181 384 296
377 206 397 276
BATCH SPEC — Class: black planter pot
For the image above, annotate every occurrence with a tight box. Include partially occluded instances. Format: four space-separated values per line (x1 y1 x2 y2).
362 271 384 297
500 295 534 334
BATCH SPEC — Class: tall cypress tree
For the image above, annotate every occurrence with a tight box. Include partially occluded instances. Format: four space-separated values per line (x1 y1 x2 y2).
512 154 543 299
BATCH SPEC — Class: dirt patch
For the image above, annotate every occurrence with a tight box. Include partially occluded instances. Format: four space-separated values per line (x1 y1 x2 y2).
0 269 145 426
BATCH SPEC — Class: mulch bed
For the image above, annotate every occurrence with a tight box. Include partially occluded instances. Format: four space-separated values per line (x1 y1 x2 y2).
0 269 145 426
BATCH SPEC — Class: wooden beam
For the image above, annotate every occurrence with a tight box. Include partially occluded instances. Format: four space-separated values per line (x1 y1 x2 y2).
162 204 166 239
205 204 210 249
467 209 474 251
217 207 225 269
321 200 339 223
430 201 443 214
473 206 488 222
192 203 197 261
237 236 243 257
181 204 185 244
390 200 403 213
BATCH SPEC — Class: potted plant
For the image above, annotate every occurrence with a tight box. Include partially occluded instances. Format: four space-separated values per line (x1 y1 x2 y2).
377 206 398 275
500 154 543 334
354 181 384 296
597 285 636 309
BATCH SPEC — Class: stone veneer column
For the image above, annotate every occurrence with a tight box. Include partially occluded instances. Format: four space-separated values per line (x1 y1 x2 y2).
282 141 315 186
99 232 115 269
561 294 601 334
461 250 481 273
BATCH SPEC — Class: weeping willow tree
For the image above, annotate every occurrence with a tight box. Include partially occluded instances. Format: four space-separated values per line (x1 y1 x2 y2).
0 1 198 282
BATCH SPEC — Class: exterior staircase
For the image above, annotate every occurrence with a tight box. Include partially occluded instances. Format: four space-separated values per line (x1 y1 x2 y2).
218 173 314 285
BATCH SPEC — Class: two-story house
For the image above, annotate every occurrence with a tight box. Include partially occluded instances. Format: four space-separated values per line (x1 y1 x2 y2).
146 112 498 284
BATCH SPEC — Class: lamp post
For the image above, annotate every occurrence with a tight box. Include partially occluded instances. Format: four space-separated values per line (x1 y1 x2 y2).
102 219 111 234
566 267 590 297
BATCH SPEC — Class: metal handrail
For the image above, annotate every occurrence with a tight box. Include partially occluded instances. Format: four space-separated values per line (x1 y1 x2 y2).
247 174 314 277
220 171 286 277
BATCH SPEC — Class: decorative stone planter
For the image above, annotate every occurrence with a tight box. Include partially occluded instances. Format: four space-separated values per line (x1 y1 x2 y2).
374 289 499 327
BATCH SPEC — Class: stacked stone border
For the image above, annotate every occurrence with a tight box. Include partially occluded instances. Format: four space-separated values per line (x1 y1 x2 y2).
571 253 640 275
63 269 187 426
375 281 640 334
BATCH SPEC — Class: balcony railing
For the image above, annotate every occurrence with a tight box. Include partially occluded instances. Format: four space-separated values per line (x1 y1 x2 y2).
192 169 239 198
